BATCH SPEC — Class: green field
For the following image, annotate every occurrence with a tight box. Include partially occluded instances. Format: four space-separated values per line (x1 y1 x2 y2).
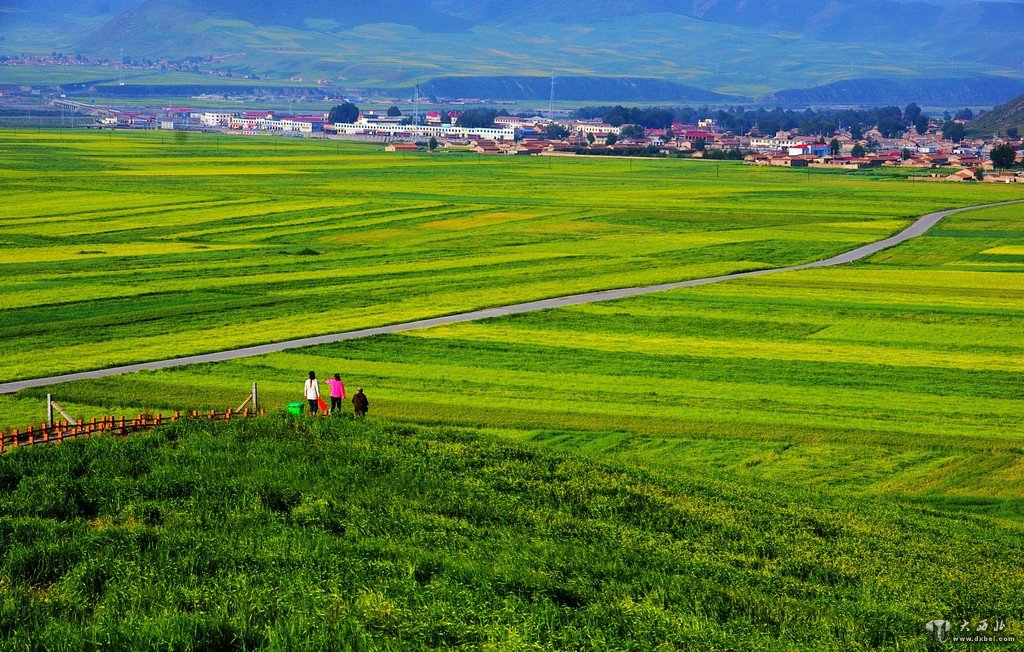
1 130 1020 386
1 417 1022 650
9 198 1022 515
2 131 1023 648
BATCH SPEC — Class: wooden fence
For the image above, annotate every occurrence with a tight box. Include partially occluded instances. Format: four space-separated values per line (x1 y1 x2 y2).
0 408 265 454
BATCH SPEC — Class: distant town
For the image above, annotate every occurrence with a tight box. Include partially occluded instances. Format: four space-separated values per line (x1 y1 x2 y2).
7 84 1022 183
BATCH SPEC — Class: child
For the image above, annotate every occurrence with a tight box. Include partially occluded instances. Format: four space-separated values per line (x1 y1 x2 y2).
352 387 369 417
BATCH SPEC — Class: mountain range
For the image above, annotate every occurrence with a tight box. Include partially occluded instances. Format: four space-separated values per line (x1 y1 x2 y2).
2 0 1023 105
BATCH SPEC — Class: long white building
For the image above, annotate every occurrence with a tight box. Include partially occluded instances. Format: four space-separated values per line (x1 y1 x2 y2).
327 122 515 141
228 116 322 133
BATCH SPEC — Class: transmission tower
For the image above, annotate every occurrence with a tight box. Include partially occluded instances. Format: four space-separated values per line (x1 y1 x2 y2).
548 70 556 119
413 84 421 130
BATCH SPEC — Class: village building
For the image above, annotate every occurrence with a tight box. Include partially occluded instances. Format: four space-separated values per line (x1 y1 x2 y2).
385 143 421 153
788 143 830 157
327 121 515 141
200 111 234 127
571 120 620 136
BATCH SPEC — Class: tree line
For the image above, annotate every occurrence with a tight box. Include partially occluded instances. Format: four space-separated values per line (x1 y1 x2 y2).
330 101 987 141
571 104 985 141
325 101 1016 161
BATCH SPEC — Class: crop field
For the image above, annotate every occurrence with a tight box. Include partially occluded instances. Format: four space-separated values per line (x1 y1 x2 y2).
1 130 1020 386
2 131 1024 648
8 202 1022 519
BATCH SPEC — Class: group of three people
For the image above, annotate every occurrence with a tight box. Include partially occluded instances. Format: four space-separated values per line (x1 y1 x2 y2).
304 371 369 416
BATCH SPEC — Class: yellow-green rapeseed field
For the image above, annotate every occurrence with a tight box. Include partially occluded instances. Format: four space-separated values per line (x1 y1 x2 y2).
1 130 1020 383
2 131 1024 650
4 131 1022 524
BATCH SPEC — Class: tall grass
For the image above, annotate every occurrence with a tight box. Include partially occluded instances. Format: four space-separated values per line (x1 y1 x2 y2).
1 417 1020 650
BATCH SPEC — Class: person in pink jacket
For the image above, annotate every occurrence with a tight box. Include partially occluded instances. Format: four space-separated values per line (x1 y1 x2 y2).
325 373 347 414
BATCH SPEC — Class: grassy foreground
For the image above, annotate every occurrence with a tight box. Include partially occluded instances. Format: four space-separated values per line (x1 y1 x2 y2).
1 416 1020 651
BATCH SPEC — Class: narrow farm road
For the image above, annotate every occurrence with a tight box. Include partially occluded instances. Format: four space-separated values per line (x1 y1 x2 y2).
2 199 1021 395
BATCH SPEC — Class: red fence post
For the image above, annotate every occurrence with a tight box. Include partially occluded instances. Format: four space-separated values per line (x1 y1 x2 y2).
0 403 269 455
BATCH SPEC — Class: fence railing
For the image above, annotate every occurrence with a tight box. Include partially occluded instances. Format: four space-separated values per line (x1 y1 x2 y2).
0 407 266 453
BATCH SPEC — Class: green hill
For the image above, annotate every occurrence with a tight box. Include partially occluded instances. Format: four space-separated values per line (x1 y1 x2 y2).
418 76 739 103
970 92 1024 136
1 416 1021 649
5 0 1024 100
761 76 1024 108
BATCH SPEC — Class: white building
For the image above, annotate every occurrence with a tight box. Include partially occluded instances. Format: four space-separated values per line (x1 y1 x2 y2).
750 136 825 152
788 143 830 157
201 112 234 127
328 122 515 141
495 116 526 126
228 116 323 133
571 121 621 136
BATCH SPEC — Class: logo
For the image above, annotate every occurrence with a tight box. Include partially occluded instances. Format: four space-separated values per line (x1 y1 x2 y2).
926 618 1014 645
926 620 952 644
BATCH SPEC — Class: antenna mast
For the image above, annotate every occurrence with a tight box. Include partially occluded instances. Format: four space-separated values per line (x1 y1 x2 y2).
413 84 421 132
548 69 555 119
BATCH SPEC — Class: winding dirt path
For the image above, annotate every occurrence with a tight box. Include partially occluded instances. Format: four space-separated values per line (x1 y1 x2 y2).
1 199 1020 395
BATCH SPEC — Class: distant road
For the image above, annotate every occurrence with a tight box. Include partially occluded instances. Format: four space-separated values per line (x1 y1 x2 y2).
1 199 1020 395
